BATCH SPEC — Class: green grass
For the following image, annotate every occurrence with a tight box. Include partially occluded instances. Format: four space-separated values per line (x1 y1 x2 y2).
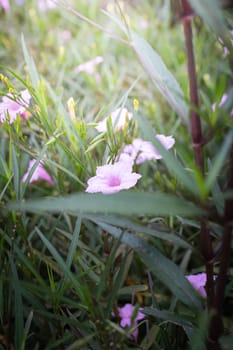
0 0 233 349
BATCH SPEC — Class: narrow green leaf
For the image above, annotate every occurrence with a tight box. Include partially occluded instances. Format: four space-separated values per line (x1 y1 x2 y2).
66 216 82 269
131 31 189 126
84 214 192 249
96 222 202 309
0 175 13 201
20 310 34 350
143 307 194 339
105 252 129 317
96 236 121 301
35 228 88 305
8 191 202 217
21 35 40 89
10 257 24 349
205 130 233 191
12 145 20 200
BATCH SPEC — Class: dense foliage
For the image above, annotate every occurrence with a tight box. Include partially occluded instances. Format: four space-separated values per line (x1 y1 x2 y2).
0 1 232 349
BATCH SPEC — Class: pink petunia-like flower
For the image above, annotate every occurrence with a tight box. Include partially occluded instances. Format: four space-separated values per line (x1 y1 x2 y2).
95 107 133 133
117 304 145 339
0 0 10 12
37 0 56 11
186 273 207 298
22 159 54 185
85 159 141 194
0 89 31 123
212 93 233 116
120 134 175 164
75 56 104 75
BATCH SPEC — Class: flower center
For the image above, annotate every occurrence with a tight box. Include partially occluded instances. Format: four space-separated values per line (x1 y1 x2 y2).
108 176 121 187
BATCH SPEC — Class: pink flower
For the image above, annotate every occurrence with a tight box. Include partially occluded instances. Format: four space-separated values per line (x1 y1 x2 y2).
186 273 207 298
212 93 233 116
75 56 104 75
117 304 145 339
95 107 133 133
22 159 54 185
85 160 141 194
218 30 233 55
0 89 31 123
0 0 10 12
120 135 175 164
37 0 56 11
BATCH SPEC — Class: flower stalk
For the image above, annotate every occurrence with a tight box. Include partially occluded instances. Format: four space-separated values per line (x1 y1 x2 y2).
180 0 218 348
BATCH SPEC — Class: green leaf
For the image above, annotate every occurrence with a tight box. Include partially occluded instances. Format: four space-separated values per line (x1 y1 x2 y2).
21 34 40 89
205 130 233 191
7 191 202 217
10 257 24 349
95 222 202 309
12 144 20 201
143 307 194 339
188 0 226 36
220 335 233 350
35 227 90 306
84 214 192 249
131 31 189 126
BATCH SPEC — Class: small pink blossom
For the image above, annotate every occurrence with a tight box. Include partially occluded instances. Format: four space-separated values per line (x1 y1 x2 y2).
37 0 56 11
218 30 233 56
75 56 104 75
117 304 145 339
0 89 31 123
120 135 175 164
139 19 148 30
186 273 207 298
85 160 141 194
22 159 54 185
95 107 133 133
0 0 10 12
61 30 71 44
212 93 233 116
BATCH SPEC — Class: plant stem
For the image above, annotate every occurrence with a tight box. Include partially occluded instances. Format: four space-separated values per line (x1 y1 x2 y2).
181 0 203 172
181 1 216 347
209 144 233 346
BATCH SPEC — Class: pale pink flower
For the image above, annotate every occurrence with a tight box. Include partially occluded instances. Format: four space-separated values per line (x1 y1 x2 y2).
85 160 141 194
120 135 175 164
75 56 104 75
95 107 133 133
139 19 148 30
22 159 54 185
37 0 56 12
0 0 10 12
0 89 31 123
61 30 71 44
212 93 233 116
218 29 233 56
186 273 207 298
117 304 145 339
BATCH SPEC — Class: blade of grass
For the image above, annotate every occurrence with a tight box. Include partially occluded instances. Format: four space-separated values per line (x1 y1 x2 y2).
84 214 192 249
205 130 233 192
10 257 24 350
96 222 202 309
